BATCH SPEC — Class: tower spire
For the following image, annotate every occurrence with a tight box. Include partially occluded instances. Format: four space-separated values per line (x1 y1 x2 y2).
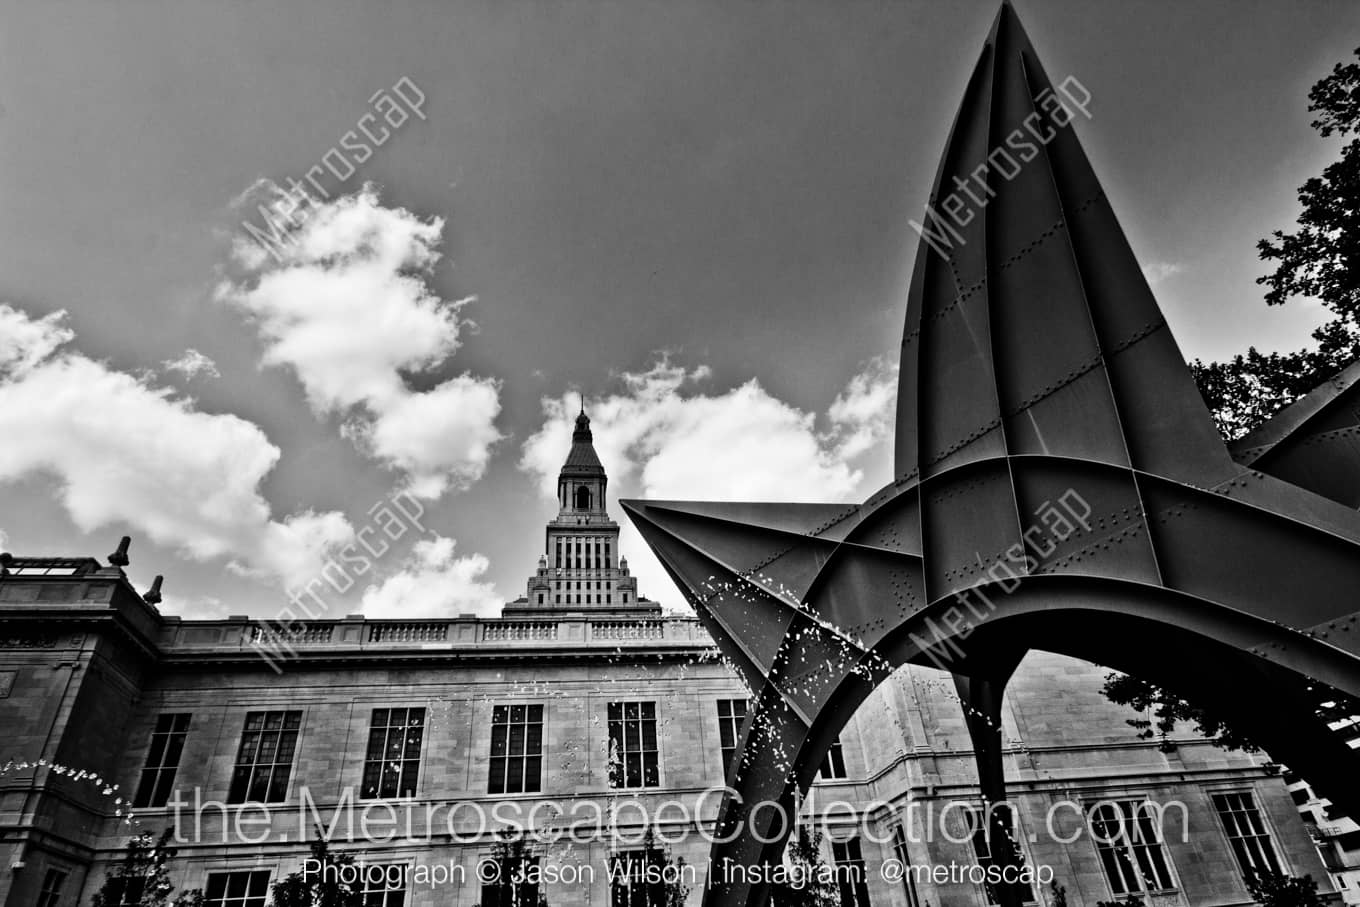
505 399 657 617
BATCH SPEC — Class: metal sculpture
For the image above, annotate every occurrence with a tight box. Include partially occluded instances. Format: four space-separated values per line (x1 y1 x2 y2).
621 5 1360 907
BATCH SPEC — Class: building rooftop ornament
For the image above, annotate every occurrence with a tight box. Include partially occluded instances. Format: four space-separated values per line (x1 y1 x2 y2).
108 535 131 568
623 5 1360 906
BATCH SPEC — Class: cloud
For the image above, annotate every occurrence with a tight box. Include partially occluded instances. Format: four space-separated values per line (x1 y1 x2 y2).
519 357 899 608
0 303 353 587
1142 261 1186 286
827 357 898 461
521 357 898 503
0 528 8 553
162 349 220 381
0 305 73 377
361 535 500 618
218 184 503 499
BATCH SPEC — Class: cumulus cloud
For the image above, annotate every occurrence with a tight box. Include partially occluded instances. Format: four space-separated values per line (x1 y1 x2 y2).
1142 261 1186 286
519 357 899 607
361 535 500 618
0 303 353 587
218 184 502 499
162 348 220 381
0 305 73 376
521 357 898 503
827 357 898 461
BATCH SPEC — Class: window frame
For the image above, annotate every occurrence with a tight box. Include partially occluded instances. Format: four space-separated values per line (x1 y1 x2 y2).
829 836 872 907
889 825 922 907
716 698 747 775
959 803 1037 905
227 710 301 804
356 863 409 907
482 847 541 907
818 738 847 780
488 703 545 795
203 869 272 907
1086 798 1179 897
1211 790 1284 881
609 848 666 907
133 712 192 808
607 701 660 789
36 867 67 907
361 707 426 800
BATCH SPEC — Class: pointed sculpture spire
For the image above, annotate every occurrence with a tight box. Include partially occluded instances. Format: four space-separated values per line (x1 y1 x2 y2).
624 7 1360 907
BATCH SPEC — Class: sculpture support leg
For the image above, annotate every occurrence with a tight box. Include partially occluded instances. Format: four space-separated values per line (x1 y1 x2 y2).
954 655 1026 907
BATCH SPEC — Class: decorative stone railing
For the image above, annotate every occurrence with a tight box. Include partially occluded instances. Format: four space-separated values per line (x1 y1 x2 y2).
483 621 559 642
149 614 712 655
590 620 665 640
368 622 448 643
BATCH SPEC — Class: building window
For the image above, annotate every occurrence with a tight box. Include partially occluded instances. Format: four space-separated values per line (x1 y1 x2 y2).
1213 792 1282 880
133 713 191 808
610 849 666 907
716 699 747 774
36 868 67 907
575 486 592 509
228 711 300 803
362 708 425 799
204 870 271 907
819 738 847 779
962 804 1036 904
890 826 922 907
608 701 660 788
490 704 544 794
481 847 540 907
830 837 871 907
358 865 408 907
1088 800 1176 895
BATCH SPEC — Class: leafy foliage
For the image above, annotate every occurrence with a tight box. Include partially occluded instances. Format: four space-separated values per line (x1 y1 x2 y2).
1189 328 1360 440
770 825 839 907
1246 870 1327 907
270 827 361 907
477 830 548 907
1190 45 1360 438
1101 672 1260 753
1109 47 1360 754
90 829 204 907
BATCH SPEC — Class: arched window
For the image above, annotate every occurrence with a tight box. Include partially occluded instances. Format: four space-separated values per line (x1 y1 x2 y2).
574 485 592 510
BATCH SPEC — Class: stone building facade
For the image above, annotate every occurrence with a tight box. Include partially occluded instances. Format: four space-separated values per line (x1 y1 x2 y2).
0 415 1340 907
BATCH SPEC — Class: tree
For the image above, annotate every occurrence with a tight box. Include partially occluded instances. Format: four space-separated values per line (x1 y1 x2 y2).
1100 672 1260 753
1246 870 1327 907
477 829 549 907
90 829 203 907
769 825 838 907
1108 45 1360 747
1094 897 1144 907
606 826 691 907
1189 45 1360 439
269 827 361 907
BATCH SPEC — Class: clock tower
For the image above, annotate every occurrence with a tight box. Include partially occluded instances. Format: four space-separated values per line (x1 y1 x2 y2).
503 405 659 617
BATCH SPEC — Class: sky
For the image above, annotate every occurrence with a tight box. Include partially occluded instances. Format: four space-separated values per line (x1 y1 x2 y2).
0 0 1356 621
